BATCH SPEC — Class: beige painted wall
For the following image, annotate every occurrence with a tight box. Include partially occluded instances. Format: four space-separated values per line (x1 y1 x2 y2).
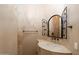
0 5 17 54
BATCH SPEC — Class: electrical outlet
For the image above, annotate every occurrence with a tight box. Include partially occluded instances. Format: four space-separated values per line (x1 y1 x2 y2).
74 42 78 50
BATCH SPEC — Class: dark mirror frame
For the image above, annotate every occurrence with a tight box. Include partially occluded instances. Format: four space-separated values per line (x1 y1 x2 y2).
47 14 63 38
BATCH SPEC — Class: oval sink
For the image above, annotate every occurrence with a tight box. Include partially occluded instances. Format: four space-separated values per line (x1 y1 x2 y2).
37 39 72 54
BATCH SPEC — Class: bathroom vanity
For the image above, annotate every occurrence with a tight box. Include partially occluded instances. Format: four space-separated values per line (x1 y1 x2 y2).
37 39 72 55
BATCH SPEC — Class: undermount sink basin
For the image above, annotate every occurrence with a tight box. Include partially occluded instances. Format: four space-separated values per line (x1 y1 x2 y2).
37 39 72 55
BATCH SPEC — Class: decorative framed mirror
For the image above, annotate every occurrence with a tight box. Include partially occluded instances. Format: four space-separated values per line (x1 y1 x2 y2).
48 15 63 38
48 7 67 39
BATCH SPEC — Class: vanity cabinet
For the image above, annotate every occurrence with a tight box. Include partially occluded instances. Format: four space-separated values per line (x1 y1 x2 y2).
38 47 72 55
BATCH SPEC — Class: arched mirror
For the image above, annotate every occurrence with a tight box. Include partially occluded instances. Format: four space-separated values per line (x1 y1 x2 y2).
48 7 67 39
48 15 63 38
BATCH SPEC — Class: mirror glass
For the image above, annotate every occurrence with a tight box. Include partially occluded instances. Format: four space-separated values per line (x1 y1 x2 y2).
48 15 63 38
